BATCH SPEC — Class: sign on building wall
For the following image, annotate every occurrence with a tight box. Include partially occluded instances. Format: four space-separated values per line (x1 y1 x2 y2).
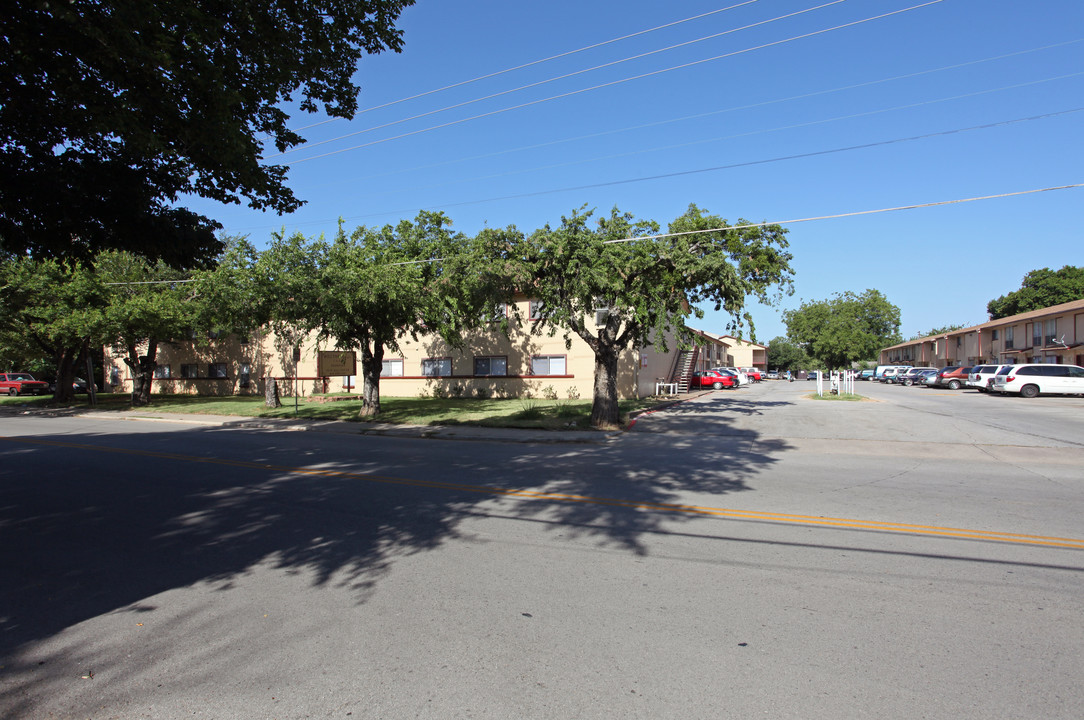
316 351 357 377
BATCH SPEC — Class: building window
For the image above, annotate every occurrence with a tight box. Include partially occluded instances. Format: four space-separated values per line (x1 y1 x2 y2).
529 299 544 320
381 359 404 377
531 355 566 376
991 329 999 340
1005 326 1014 349
208 363 228 378
239 363 251 388
594 299 611 327
180 364 199 379
474 356 508 376
1044 319 1058 345
422 358 452 377
153 365 172 379
487 303 507 323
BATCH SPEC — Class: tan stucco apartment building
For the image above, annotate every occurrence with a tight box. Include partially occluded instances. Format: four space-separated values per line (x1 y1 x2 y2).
880 299 1084 368
104 294 739 399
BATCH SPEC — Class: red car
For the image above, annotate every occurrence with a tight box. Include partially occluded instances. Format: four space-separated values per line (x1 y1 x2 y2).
690 370 736 390
0 372 51 396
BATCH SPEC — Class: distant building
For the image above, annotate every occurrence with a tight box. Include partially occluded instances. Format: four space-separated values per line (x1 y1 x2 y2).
880 299 1084 367
103 294 736 398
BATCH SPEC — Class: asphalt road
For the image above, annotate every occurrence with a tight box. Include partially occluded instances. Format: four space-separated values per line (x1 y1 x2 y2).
1 381 1082 719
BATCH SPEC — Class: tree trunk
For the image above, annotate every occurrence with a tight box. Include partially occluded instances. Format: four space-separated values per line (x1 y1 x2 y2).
358 345 383 417
52 346 81 405
590 347 621 428
124 340 158 406
264 377 281 407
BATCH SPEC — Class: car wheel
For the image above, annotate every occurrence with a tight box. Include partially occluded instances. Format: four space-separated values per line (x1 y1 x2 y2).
1020 384 1039 399
947 380 961 390
712 382 723 389
7 388 17 396
902 379 912 386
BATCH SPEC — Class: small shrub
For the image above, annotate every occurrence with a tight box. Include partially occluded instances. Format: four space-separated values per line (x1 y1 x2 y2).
451 384 465 398
474 387 490 399
566 387 581 400
515 398 545 419
541 385 558 401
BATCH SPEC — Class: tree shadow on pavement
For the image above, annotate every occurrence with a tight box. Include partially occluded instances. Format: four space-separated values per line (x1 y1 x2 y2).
0 419 786 714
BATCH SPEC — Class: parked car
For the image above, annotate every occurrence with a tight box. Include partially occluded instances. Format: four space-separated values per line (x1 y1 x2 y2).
897 367 936 386
966 364 1010 392
0 372 51 396
41 376 99 394
742 368 763 382
766 371 780 380
873 364 911 382
690 370 736 390
881 367 911 384
990 364 1084 398
927 366 973 390
858 369 876 381
713 367 748 385
913 368 940 386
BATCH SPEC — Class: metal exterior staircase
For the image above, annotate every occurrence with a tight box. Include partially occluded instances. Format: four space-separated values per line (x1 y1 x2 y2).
669 347 699 393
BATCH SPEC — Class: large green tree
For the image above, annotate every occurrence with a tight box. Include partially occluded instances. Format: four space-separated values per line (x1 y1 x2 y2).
0 255 106 403
784 289 901 370
1 0 414 265
987 266 1084 319
259 211 490 416
765 336 809 372
514 204 793 428
96 251 204 406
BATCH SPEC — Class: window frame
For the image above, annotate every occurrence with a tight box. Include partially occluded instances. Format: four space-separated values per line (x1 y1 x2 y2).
531 355 567 376
180 364 199 379
208 362 229 379
473 356 508 377
421 357 453 377
381 358 404 377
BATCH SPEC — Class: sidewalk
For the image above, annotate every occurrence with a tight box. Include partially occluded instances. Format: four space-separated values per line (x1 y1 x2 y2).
69 408 623 444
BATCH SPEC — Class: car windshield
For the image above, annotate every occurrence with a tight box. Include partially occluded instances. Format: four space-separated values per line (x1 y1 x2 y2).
996 366 1013 375
9 373 34 380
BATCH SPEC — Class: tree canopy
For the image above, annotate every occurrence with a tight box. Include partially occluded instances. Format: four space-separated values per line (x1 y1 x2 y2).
765 336 809 372
783 289 901 370
987 266 1084 319
514 204 793 426
258 211 487 416
1 0 415 265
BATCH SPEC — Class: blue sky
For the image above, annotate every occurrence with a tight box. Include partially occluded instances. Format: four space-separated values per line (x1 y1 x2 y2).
186 0 1084 344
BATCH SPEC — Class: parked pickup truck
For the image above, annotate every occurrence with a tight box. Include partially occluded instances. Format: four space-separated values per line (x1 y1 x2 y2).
0 372 51 396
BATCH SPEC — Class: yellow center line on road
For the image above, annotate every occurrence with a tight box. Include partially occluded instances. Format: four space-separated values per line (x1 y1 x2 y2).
6 435 1084 550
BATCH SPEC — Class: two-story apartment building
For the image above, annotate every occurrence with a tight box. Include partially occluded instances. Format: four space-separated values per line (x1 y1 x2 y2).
103 294 736 400
880 299 1084 368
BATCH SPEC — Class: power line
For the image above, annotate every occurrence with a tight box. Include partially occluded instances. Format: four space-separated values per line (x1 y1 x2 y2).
284 1 944 166
364 107 1083 215
355 72 1084 198
271 0 846 159
600 184 1084 244
317 38 1083 189
283 1 762 136
378 184 1083 266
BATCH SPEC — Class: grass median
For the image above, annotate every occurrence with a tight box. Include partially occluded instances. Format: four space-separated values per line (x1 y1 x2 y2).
1 392 668 430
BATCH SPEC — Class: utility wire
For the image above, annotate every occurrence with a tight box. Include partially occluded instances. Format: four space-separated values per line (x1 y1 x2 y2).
284 1 944 166
271 0 846 158
284 1 762 135
109 183 1083 278
320 38 1083 188
360 72 1084 197
361 107 1083 216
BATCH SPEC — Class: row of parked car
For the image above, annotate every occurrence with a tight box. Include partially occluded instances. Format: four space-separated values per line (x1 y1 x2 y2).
864 364 1084 397
688 367 763 390
0 372 98 396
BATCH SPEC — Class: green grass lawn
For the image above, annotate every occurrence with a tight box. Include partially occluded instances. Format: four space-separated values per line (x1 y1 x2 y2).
0 392 666 429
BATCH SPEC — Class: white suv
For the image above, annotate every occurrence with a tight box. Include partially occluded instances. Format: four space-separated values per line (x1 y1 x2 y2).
967 364 1010 392
990 364 1084 398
